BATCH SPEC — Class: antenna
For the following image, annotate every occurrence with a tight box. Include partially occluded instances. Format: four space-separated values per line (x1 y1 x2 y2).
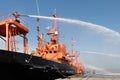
71 38 76 54
71 38 74 54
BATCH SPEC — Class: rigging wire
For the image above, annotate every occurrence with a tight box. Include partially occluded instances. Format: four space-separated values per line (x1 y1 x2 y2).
36 0 40 15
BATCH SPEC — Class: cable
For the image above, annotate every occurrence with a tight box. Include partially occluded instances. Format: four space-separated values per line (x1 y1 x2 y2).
36 0 40 15
53 65 70 78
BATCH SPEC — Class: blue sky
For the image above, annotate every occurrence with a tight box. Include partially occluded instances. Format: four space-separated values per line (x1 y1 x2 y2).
0 0 120 74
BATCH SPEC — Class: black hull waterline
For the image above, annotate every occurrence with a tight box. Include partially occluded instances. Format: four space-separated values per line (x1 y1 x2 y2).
0 49 75 80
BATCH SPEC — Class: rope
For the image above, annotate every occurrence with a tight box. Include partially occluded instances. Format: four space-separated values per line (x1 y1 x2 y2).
53 65 69 78
25 53 33 63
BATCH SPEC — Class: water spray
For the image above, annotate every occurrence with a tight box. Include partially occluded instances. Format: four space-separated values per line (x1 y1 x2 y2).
81 51 120 58
85 64 120 75
26 15 120 39
12 12 120 42
85 64 111 75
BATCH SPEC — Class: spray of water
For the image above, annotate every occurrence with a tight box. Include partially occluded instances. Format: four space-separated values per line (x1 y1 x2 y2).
81 51 120 58
85 64 120 75
85 64 111 75
27 15 120 40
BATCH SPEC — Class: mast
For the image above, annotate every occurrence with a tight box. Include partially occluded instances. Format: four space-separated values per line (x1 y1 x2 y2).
47 10 59 44
52 9 58 44
53 9 57 31
37 18 42 46
71 38 74 54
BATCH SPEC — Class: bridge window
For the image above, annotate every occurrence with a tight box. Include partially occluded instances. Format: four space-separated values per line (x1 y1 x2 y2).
49 51 52 53
54 51 57 53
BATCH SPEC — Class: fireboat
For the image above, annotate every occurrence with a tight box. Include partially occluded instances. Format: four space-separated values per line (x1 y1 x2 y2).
0 12 85 80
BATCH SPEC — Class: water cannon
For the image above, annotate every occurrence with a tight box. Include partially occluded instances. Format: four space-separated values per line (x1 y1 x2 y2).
12 12 20 18
12 12 30 18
